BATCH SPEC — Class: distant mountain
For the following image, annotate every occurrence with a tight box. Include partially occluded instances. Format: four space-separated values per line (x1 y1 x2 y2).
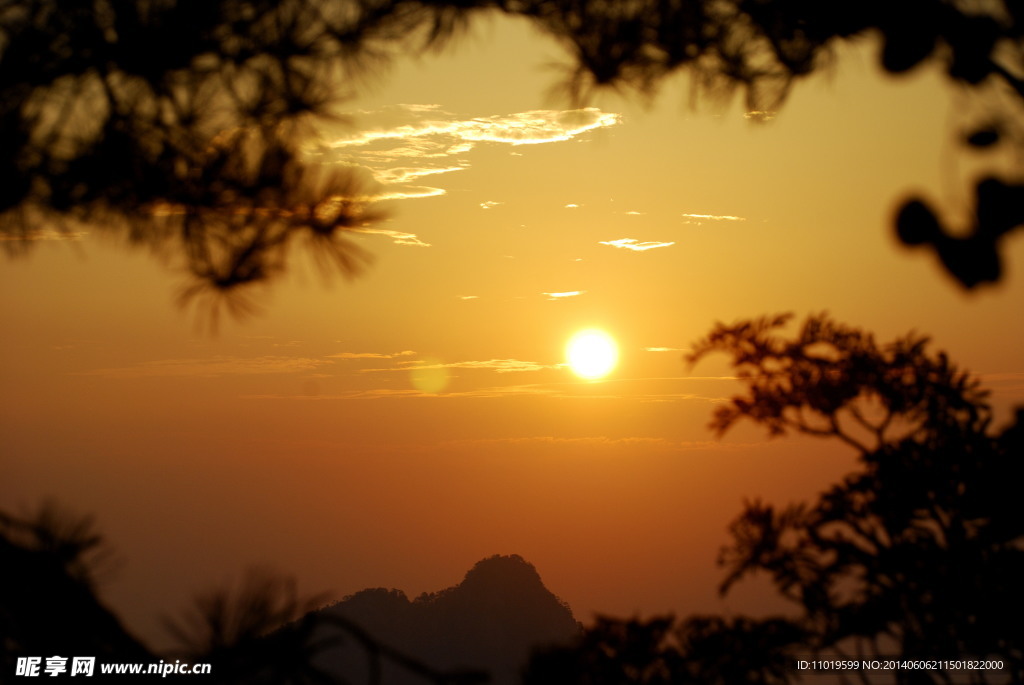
309 555 581 685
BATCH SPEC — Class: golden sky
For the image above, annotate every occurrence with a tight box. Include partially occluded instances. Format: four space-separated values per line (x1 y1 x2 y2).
2 16 1023 648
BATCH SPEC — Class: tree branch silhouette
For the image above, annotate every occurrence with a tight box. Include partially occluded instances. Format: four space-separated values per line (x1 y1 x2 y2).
164 567 490 684
692 313 1023 680
3 0 1022 311
2 504 490 684
525 313 1022 684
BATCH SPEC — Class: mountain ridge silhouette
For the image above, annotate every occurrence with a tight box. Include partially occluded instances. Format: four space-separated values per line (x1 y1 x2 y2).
309 554 581 685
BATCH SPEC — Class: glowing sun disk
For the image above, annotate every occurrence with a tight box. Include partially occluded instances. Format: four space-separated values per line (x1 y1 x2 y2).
566 330 618 379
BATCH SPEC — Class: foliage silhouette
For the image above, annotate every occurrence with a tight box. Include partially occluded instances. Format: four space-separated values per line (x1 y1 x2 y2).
164 567 492 684
1 506 489 684
1 502 154 675
0 0 387 321
524 313 1023 684
687 313 1024 679
522 614 807 685
2 0 1022 310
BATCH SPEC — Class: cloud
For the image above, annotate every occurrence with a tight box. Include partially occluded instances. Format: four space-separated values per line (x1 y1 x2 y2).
645 347 688 353
978 371 1024 398
330 350 416 360
564 203 580 209
436 436 763 453
744 110 777 122
479 201 504 209
352 228 431 247
680 213 745 223
419 359 552 373
599 238 675 252
365 358 554 374
458 295 480 300
542 290 585 300
313 106 621 217
369 187 447 202
78 356 329 378
329 107 621 152
624 211 645 216
373 165 467 184
444 435 677 448
396 103 444 113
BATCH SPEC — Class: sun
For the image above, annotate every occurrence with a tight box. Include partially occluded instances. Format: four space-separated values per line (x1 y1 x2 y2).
566 329 618 380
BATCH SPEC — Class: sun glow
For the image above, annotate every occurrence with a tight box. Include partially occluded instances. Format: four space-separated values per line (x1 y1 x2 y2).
566 329 618 379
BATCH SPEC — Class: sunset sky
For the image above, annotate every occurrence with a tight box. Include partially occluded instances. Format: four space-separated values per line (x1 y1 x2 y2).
3 15 1024 649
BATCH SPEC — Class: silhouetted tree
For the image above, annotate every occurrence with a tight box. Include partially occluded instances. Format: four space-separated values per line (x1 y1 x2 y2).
523 614 805 685
3 0 1022 308
163 568 340 684
522 615 682 685
525 313 1023 684
165 569 491 684
0 0 388 321
688 313 1024 682
1 504 489 684
0 502 154 675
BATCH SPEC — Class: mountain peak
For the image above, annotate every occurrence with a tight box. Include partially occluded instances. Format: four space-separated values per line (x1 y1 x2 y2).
313 555 579 685
459 554 544 593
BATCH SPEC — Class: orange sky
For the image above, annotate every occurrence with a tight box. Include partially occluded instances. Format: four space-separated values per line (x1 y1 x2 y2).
2 16 1023 649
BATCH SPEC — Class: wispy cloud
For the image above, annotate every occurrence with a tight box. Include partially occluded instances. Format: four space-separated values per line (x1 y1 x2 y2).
328 107 620 152
445 436 676 449
439 436 747 451
369 187 446 202
312 106 621 220
458 295 480 300
412 359 553 373
330 350 416 360
479 201 504 209
373 165 467 184
564 203 580 209
645 347 688 353
78 356 329 378
599 238 675 252
680 213 745 223
978 371 1024 398
744 110 777 122
543 290 585 300
364 358 554 374
352 227 431 247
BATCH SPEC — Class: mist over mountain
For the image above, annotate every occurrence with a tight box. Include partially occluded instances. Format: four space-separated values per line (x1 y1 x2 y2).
310 554 581 684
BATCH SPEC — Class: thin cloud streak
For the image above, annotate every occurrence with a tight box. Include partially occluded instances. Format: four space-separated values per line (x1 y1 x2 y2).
78 356 329 378
373 166 467 184
352 227 431 246
543 290 584 300
330 350 416 359
599 238 675 252
440 436 757 451
362 358 555 374
327 108 621 151
680 213 745 222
